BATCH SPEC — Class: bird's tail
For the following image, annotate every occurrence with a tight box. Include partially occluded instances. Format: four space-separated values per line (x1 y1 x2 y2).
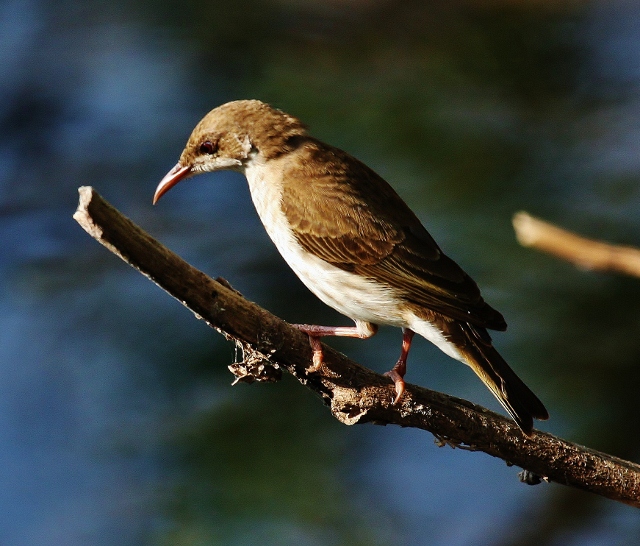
456 322 549 435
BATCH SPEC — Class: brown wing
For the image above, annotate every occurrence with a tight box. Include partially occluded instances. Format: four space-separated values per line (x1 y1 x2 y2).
281 139 506 330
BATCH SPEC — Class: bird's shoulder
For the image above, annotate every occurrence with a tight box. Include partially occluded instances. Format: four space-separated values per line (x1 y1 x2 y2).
280 139 430 246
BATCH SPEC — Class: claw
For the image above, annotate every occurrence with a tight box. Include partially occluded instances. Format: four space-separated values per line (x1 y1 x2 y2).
306 335 324 374
384 368 406 404
383 328 415 404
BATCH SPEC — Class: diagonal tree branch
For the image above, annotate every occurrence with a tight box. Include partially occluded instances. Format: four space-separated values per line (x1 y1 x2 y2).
74 186 640 507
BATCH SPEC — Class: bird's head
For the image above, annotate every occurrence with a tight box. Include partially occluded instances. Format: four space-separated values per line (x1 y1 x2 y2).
153 100 307 204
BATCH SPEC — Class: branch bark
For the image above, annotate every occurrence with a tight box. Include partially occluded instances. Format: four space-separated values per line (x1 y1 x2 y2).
513 211 640 278
74 186 640 507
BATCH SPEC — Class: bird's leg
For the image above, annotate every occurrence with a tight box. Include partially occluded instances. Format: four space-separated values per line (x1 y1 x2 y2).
291 322 378 373
384 328 415 404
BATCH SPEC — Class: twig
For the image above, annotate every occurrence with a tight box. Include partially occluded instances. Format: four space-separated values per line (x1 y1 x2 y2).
513 211 640 278
74 187 640 507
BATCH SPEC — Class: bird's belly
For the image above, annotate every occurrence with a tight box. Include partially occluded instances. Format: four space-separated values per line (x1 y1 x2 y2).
285 248 406 327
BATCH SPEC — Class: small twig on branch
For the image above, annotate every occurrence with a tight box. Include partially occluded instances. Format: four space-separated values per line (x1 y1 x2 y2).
74 187 640 507
513 211 640 278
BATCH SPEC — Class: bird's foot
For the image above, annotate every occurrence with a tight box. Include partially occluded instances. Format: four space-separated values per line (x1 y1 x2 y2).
291 322 377 375
383 328 414 404
291 324 327 374
306 334 325 374
384 367 406 405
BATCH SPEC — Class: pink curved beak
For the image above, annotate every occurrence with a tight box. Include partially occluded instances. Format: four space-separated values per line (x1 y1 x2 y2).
153 163 192 204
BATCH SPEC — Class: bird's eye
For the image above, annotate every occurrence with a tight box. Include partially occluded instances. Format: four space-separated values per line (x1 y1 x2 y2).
199 140 217 154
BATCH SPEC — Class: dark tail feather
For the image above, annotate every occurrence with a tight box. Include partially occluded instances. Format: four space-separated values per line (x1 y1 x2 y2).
458 323 549 435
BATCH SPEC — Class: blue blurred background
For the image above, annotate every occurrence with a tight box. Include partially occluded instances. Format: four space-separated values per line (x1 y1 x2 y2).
1 0 640 544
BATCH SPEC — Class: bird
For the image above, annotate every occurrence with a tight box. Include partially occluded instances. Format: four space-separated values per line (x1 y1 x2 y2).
153 99 549 435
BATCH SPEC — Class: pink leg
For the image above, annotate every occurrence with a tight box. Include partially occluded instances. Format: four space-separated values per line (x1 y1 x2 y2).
292 322 378 372
384 328 415 404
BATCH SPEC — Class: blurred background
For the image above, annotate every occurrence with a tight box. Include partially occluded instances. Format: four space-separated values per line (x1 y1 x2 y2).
1 0 640 544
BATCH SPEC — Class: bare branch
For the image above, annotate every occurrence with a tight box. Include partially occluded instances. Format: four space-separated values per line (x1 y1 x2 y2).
74 187 640 507
513 211 640 278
